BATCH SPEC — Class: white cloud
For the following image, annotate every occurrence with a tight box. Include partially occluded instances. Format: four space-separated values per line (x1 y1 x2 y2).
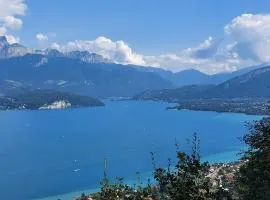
0 0 27 43
0 26 7 35
0 4 268 74
50 35 252 74
52 36 146 65
143 37 247 74
187 37 222 59
52 36 241 74
0 0 27 19
6 34 20 44
0 26 20 44
36 33 49 41
49 13 270 74
145 13 270 73
4 16 23 29
225 13 270 62
144 52 244 74
51 42 60 49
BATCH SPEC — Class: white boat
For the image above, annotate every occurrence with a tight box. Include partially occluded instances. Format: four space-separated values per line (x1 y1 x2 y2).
73 168 80 172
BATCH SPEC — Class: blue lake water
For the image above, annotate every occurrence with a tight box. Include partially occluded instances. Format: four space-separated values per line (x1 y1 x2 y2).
0 100 263 200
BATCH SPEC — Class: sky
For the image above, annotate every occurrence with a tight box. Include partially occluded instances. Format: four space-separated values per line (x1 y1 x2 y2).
1 0 270 74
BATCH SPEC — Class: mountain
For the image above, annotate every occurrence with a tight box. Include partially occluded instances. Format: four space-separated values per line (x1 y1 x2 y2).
42 48 65 57
205 66 270 98
0 36 109 64
130 66 210 86
0 36 29 59
132 65 264 86
134 66 270 101
206 65 263 85
33 48 110 64
0 36 9 58
1 35 267 99
159 69 210 86
65 51 110 63
0 54 174 98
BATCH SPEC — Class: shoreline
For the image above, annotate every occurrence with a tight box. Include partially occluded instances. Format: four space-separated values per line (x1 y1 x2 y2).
33 150 243 200
167 106 268 116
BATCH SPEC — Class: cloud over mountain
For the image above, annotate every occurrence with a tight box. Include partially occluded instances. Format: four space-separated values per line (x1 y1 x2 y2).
52 36 146 66
0 1 268 75
50 13 270 74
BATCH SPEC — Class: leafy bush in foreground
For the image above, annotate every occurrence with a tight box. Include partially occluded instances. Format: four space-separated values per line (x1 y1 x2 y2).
78 133 234 200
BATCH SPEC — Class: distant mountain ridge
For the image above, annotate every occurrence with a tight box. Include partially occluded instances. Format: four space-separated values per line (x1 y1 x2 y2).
0 36 175 98
204 66 270 98
0 36 268 99
1 35 264 85
134 65 270 101
0 53 173 98
34 49 111 64
0 36 110 64
132 64 265 86
64 51 110 63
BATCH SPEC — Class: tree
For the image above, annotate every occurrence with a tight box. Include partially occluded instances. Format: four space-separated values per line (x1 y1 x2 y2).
153 133 214 200
235 117 270 199
79 133 234 200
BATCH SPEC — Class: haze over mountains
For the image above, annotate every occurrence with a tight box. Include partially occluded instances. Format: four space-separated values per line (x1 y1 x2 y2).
0 36 269 100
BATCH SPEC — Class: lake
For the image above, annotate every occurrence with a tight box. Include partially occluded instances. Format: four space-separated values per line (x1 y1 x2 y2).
0 100 263 200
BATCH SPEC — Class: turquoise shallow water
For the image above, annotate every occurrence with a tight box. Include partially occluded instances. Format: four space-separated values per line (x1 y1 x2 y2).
36 150 245 200
0 100 263 200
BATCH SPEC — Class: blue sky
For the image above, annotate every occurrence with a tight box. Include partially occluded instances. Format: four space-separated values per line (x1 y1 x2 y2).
23 0 270 52
1 0 270 73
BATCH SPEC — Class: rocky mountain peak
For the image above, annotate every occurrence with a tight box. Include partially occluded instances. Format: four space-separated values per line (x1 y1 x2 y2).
0 36 29 59
0 36 8 44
